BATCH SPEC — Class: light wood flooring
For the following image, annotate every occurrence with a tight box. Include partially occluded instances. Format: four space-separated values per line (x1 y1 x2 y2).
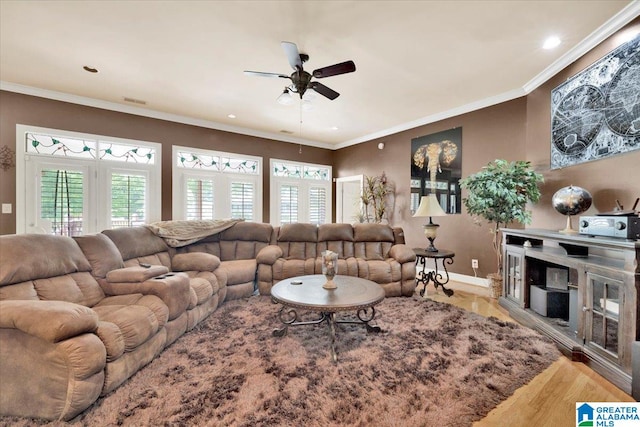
420 281 635 427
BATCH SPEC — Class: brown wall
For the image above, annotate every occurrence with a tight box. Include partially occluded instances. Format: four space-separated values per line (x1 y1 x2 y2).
334 98 528 277
0 91 334 234
526 18 640 230
2 19 639 280
335 18 640 278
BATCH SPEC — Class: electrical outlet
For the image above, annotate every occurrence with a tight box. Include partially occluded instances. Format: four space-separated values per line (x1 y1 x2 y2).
472 259 479 269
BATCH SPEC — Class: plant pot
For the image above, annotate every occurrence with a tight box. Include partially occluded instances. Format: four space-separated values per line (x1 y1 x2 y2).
488 273 503 299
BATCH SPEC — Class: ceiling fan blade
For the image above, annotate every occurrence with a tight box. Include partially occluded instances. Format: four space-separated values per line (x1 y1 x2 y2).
244 70 290 79
310 82 340 100
312 60 356 78
281 41 302 70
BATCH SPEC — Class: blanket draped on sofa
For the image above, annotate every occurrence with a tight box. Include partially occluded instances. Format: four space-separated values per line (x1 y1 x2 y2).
146 219 243 247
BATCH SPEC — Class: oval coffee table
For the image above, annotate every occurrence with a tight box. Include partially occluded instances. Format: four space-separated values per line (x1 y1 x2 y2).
271 274 385 362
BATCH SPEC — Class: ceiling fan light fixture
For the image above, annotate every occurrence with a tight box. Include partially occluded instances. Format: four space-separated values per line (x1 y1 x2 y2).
277 88 294 105
301 99 313 111
302 88 316 101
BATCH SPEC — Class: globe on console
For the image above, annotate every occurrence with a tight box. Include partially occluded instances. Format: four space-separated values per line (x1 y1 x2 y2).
552 185 593 234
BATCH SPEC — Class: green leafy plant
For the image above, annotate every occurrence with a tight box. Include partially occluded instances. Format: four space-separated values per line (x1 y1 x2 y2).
459 159 544 275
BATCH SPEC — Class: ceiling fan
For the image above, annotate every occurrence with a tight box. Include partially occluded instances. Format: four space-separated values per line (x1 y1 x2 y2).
244 41 356 102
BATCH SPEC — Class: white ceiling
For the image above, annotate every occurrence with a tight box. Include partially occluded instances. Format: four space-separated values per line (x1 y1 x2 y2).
1 1 639 149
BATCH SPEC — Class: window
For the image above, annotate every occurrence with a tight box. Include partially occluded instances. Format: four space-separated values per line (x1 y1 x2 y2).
186 177 215 220
110 172 147 228
279 184 299 224
39 168 85 235
173 146 262 221
230 182 255 221
16 125 161 235
270 159 332 225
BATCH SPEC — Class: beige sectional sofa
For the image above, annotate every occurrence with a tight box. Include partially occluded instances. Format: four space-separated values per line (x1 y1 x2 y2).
0 221 415 421
256 223 416 296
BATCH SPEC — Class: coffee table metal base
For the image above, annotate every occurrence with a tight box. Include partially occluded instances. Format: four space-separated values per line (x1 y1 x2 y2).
272 306 381 362
270 275 385 362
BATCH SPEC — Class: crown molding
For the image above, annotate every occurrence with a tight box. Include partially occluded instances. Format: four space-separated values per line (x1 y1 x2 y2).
335 87 527 149
523 1 640 93
0 81 332 150
338 1 640 150
2 2 638 152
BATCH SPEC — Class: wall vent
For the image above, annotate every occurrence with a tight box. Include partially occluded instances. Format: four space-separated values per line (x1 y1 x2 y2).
123 97 147 105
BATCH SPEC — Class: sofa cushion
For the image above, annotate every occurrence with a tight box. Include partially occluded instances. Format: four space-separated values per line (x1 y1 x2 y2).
94 294 169 330
95 321 125 361
102 227 169 261
219 221 273 242
73 234 125 279
357 259 402 283
353 223 395 242
92 297 165 352
220 259 257 285
318 223 354 241
278 223 318 242
0 235 92 286
172 252 220 271
32 272 105 307
189 277 214 306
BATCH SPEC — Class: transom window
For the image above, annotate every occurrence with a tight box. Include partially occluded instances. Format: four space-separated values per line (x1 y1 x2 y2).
16 125 161 235
172 146 262 222
270 159 332 226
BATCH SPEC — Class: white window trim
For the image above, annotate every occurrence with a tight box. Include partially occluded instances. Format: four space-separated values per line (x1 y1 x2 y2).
16 124 161 234
172 145 262 222
269 158 332 226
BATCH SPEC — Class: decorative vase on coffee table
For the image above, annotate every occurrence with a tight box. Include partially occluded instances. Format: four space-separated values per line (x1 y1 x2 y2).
322 250 338 289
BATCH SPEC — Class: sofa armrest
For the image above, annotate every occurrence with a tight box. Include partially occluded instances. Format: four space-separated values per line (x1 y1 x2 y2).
0 300 98 343
171 252 220 272
388 244 416 264
256 245 283 265
106 265 169 283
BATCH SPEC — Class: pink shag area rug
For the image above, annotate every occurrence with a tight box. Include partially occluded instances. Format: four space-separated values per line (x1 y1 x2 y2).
2 295 559 427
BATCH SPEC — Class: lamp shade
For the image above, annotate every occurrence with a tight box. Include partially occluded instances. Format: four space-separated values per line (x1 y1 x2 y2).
277 88 293 105
413 194 447 217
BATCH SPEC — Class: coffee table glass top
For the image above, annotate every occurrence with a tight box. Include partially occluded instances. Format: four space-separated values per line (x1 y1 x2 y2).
271 275 385 311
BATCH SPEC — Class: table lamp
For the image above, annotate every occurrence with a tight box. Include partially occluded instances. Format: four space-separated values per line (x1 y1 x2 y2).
413 194 447 252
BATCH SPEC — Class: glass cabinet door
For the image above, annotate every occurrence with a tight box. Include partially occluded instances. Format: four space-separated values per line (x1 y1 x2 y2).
586 273 622 359
505 249 522 303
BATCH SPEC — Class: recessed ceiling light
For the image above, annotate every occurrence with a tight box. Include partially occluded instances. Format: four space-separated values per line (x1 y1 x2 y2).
543 36 561 50
83 65 98 73
330 126 339 131
227 114 236 119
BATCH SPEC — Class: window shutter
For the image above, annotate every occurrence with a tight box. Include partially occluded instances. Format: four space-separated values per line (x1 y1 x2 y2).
40 168 84 236
280 184 298 224
309 186 327 225
186 178 214 220
230 182 254 220
111 173 147 228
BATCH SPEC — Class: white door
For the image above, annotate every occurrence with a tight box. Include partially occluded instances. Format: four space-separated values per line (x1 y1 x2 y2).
336 175 363 224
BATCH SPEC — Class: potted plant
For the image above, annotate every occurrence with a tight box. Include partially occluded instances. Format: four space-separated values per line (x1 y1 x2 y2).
459 159 544 298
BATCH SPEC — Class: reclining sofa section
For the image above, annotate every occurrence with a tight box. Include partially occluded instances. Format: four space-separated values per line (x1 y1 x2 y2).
256 223 416 297
0 221 415 421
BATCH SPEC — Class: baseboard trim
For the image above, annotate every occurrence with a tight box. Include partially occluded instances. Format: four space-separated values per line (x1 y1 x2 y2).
417 267 489 288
